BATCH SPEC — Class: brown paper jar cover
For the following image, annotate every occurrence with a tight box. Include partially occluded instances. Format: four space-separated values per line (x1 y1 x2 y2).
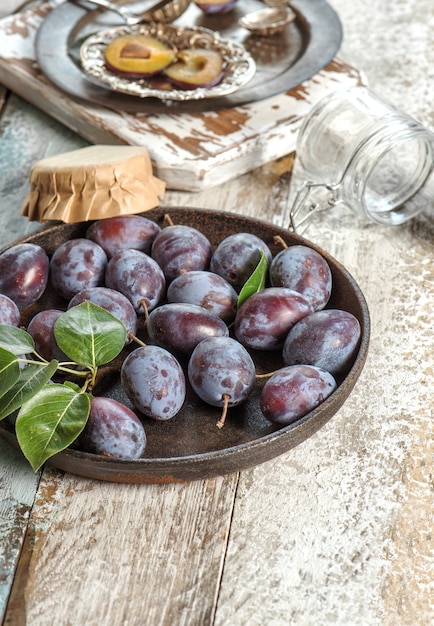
21 145 166 223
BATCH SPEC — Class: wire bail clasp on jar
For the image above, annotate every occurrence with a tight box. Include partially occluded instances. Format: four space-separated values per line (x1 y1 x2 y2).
288 179 342 234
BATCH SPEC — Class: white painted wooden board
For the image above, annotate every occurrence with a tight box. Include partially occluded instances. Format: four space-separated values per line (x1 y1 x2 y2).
0 0 364 191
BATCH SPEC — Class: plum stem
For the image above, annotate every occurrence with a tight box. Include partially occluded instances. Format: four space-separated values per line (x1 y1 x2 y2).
129 333 147 347
255 369 280 380
216 394 230 429
18 355 91 379
139 299 150 323
273 235 288 249
163 213 174 227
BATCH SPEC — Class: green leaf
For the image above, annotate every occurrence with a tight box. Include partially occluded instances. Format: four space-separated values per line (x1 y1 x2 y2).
0 360 58 421
0 325 35 355
0 347 20 399
54 301 126 367
16 384 90 472
64 381 82 393
237 249 269 308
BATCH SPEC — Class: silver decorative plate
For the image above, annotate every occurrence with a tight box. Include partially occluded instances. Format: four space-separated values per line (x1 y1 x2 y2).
79 23 256 100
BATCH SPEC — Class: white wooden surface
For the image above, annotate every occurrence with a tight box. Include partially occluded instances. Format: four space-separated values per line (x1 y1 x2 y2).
1 0 434 624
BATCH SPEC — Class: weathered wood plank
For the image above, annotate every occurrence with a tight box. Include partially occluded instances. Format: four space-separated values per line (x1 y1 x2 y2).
213 0 434 623
4 469 239 626
213 209 434 626
0 90 88 625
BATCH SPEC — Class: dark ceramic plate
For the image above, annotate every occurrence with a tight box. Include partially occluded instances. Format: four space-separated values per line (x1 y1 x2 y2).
0 207 369 483
35 0 343 113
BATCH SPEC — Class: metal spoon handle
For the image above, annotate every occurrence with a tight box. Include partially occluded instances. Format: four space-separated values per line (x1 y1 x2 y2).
71 0 170 23
83 0 129 17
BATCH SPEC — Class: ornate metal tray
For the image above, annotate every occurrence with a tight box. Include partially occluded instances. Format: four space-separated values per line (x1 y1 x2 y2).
80 23 256 100
35 0 343 113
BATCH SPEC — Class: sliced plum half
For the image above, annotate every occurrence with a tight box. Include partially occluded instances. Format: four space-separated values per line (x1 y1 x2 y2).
164 48 224 89
104 34 176 78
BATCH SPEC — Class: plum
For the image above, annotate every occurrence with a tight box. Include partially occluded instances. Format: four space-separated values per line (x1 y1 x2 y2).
0 243 49 310
167 270 238 322
164 49 224 89
49 238 107 300
234 287 312 351
104 34 176 78
151 224 212 282
282 309 361 377
105 249 165 314
0 294 20 326
86 214 161 258
147 302 229 356
188 336 256 427
270 244 332 311
260 365 337 425
80 397 146 460
27 309 68 362
193 0 239 14
210 232 272 292
121 345 186 421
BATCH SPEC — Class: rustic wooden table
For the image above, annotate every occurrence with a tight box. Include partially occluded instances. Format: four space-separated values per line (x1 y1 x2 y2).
1 1 433 624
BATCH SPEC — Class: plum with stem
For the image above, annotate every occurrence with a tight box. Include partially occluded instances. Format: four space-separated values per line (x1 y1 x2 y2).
188 336 256 428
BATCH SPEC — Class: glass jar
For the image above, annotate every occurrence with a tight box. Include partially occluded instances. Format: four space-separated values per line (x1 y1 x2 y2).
289 86 434 231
